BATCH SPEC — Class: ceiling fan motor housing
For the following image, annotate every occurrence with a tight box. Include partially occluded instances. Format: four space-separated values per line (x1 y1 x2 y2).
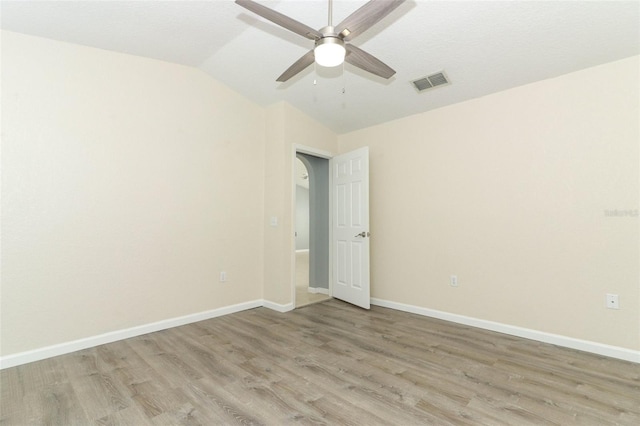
314 28 346 68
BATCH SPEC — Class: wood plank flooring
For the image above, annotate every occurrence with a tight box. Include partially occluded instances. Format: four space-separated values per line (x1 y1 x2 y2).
295 285 331 308
2 299 639 425
295 250 330 308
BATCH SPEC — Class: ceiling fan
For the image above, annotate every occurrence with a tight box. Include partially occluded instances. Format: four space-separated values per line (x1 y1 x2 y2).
235 0 406 82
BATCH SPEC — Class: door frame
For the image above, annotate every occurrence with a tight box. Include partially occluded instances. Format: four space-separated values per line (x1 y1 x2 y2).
291 144 335 307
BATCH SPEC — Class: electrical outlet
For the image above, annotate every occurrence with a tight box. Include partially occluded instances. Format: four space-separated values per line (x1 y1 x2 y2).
450 275 458 287
220 271 227 283
606 293 619 309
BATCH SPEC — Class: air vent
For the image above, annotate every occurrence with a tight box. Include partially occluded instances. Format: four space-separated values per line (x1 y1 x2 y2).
411 71 450 92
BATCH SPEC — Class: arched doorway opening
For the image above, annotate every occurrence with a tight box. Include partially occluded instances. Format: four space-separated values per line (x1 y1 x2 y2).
294 154 331 308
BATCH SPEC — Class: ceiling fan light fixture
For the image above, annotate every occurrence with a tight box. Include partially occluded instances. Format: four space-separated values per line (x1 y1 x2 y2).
235 0 404 81
314 37 345 67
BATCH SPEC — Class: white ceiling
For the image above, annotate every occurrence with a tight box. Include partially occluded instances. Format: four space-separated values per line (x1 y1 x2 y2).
2 1 639 134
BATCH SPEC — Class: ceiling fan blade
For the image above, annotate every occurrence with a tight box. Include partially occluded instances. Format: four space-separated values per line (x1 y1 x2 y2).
335 0 405 42
277 50 315 82
236 0 322 40
345 44 396 79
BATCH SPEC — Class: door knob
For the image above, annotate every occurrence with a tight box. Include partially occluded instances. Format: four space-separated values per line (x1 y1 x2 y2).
354 232 370 238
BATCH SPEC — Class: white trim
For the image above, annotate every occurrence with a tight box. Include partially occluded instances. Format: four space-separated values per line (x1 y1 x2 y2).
308 287 330 295
262 300 295 313
295 249 310 253
294 144 334 160
4 297 636 369
1 300 266 370
370 298 640 364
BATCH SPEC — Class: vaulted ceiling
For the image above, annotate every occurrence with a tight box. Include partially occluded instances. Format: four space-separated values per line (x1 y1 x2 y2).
2 1 639 133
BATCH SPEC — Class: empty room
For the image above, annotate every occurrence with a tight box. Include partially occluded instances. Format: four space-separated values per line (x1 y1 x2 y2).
1 1 639 424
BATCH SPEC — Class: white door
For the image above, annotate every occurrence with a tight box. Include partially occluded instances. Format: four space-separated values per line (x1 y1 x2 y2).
331 147 370 309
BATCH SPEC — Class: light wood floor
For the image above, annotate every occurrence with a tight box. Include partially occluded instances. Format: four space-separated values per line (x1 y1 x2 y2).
2 299 639 425
295 250 330 308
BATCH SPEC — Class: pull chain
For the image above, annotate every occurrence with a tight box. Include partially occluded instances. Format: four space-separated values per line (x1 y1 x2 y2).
342 61 346 94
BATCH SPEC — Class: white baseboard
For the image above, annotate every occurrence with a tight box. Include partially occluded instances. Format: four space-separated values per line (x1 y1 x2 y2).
262 300 294 313
308 287 329 295
5 297 636 369
371 298 640 364
0 300 265 370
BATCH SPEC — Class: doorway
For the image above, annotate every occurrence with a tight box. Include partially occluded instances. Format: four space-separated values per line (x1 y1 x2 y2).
294 153 331 308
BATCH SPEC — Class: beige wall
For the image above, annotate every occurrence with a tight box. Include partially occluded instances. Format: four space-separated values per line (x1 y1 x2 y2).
2 29 636 359
1 31 266 356
339 56 640 350
263 102 337 305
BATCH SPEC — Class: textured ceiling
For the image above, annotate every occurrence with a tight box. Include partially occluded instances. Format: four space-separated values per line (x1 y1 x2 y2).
2 1 639 134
